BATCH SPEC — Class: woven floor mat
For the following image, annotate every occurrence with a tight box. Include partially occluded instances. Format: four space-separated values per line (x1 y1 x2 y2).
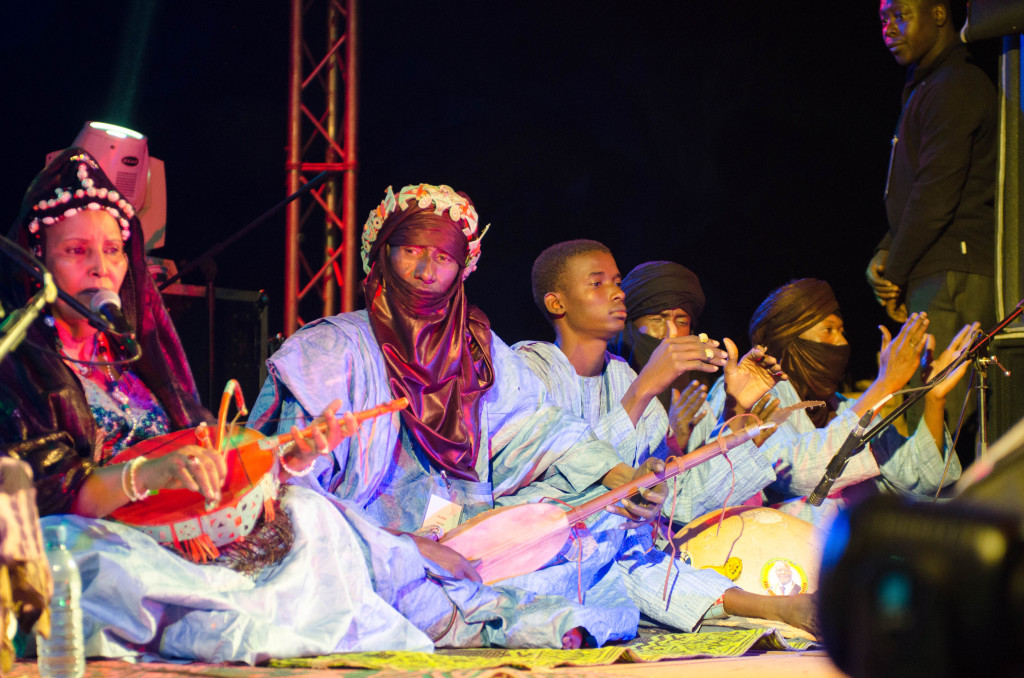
269 627 819 672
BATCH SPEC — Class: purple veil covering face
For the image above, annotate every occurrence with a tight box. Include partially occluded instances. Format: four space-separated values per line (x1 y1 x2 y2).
0 148 210 515
362 185 494 482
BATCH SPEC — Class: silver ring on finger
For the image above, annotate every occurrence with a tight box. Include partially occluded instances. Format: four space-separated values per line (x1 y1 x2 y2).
187 455 200 467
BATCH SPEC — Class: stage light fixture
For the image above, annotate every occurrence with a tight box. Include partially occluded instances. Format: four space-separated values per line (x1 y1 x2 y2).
47 121 167 252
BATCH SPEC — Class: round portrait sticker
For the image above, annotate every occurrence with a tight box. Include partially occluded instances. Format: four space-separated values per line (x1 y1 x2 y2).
761 558 807 596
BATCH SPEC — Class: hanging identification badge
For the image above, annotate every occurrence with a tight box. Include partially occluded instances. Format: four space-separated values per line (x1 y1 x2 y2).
420 493 462 538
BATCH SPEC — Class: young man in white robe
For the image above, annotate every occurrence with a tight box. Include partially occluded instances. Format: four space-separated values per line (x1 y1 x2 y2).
514 239 817 634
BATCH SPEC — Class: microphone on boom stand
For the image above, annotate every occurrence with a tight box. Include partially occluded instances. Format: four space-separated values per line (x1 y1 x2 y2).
807 409 875 506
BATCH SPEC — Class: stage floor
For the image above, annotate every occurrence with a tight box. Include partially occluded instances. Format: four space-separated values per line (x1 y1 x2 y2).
9 651 849 677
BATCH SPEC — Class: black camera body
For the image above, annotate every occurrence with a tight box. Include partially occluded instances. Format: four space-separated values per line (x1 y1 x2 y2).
820 491 1024 677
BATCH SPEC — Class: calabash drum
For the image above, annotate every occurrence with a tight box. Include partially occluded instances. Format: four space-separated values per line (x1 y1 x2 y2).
672 506 824 595
109 425 278 562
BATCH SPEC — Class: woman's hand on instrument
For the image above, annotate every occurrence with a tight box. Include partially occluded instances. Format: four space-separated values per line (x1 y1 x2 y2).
607 457 668 529
283 399 351 475
134 425 228 506
407 533 482 583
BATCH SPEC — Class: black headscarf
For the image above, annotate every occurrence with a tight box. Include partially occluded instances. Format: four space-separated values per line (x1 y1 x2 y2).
607 261 705 408
749 278 850 428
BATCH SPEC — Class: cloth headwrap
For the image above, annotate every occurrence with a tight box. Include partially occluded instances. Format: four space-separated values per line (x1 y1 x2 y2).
0 148 211 515
749 278 850 427
362 184 489 281
621 261 705 322
362 184 494 481
607 261 705 409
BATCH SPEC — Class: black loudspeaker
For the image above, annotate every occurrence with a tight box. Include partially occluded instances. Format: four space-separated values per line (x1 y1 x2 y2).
161 284 269 411
990 333 1024 442
992 36 1024 333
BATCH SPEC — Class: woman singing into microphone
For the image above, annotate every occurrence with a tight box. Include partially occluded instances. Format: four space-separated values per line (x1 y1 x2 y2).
0 149 441 662
0 148 343 517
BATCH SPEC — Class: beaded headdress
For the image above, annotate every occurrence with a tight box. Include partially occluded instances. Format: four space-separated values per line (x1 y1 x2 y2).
25 152 136 256
361 183 489 281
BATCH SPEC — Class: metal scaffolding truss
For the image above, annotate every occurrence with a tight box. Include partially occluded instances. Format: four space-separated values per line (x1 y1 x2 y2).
284 0 359 336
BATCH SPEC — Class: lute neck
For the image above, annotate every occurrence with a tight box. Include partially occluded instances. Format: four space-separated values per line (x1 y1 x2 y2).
568 421 771 524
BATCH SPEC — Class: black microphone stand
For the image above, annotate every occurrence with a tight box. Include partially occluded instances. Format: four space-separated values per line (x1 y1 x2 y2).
157 171 329 406
807 297 1024 505
158 171 329 291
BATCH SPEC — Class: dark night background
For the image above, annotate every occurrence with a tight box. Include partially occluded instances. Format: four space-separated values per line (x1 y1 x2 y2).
0 1 1003 401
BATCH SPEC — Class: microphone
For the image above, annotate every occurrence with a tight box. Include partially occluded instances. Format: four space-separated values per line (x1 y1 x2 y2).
88 290 139 357
89 290 131 336
807 409 874 506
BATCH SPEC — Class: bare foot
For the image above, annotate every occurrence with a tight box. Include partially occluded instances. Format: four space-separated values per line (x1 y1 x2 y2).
561 627 584 649
722 587 820 637
776 593 819 636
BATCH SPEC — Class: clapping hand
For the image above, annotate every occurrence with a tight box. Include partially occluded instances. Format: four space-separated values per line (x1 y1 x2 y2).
721 339 788 426
669 381 708 450
922 322 980 400
876 312 929 392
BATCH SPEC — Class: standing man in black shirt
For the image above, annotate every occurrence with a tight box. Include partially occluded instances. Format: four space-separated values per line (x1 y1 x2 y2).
866 0 996 462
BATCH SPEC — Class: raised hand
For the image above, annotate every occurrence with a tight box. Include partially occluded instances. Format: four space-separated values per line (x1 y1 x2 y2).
637 334 727 398
876 312 929 392
623 323 726 427
669 381 708 450
722 338 788 414
923 322 980 400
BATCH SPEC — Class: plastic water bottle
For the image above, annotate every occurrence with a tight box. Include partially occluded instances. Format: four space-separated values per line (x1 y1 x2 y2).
37 524 84 678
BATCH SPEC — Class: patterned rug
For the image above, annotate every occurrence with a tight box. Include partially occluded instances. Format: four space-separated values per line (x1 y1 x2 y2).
270 628 819 672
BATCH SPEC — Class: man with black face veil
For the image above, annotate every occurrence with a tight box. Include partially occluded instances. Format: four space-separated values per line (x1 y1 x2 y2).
687 279 974 525
608 262 732 451
609 261 706 408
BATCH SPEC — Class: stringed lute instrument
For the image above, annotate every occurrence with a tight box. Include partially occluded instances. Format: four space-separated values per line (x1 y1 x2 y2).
440 420 774 585
110 381 407 562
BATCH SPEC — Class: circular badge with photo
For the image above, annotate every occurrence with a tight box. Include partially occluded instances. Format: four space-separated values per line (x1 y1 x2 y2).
761 558 808 596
